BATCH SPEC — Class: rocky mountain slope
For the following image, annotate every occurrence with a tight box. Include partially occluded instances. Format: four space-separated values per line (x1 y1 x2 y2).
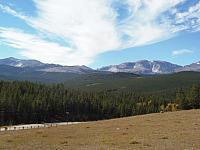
0 57 200 76
0 57 94 74
99 60 200 74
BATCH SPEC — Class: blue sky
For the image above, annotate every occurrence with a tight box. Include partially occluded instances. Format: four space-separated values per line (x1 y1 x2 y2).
0 0 200 68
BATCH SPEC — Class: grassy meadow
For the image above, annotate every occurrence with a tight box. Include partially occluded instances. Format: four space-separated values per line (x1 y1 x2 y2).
0 109 199 150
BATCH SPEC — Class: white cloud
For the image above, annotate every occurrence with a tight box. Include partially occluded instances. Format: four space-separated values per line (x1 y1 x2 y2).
175 1 200 31
0 4 30 22
0 27 90 65
116 0 186 48
0 0 199 65
0 0 120 65
172 49 194 56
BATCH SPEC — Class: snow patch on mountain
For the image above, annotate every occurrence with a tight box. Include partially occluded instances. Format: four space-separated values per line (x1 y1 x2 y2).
15 63 23 67
0 57 94 74
99 60 182 74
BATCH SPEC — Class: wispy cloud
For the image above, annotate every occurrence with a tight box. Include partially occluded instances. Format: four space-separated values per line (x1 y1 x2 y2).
175 1 200 32
172 49 194 56
0 4 30 22
0 27 90 65
0 0 199 65
0 0 120 65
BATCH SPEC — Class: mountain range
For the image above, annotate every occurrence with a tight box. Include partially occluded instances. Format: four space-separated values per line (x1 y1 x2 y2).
0 57 200 92
99 60 200 74
0 57 200 75
0 57 94 74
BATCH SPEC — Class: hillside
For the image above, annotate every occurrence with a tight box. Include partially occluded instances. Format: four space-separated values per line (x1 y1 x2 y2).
1 71 200 99
0 110 199 150
0 58 200 97
64 71 200 97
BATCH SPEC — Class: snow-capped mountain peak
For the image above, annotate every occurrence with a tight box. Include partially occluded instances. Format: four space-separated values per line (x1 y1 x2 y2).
99 60 182 74
0 57 44 68
0 57 200 75
0 57 94 74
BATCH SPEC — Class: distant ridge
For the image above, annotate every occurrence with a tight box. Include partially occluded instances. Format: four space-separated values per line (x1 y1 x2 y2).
0 57 94 74
0 57 200 75
0 57 44 68
99 60 200 74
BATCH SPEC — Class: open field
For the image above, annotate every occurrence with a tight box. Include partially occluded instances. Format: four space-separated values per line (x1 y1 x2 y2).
0 110 200 150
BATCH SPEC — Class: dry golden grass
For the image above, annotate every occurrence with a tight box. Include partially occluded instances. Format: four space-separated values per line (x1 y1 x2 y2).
0 109 200 150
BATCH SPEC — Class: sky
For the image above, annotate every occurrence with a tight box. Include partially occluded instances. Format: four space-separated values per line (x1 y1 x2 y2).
0 0 200 69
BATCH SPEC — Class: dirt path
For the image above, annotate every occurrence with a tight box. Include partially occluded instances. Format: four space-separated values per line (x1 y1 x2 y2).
0 122 84 132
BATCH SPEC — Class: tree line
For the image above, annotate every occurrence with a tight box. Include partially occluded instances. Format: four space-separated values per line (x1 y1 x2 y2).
0 81 199 125
176 84 200 109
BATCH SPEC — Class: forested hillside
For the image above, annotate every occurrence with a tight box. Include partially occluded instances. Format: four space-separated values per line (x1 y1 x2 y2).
0 80 199 125
64 72 200 91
